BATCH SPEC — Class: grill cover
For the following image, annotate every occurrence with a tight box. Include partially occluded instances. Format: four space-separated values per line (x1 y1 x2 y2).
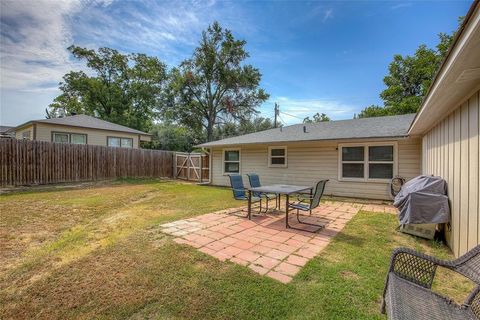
394 175 450 224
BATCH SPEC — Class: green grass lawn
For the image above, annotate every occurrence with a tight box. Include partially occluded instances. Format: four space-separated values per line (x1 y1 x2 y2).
0 179 474 319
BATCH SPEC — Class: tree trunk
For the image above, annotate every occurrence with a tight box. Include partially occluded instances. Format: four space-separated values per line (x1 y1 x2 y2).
206 119 214 142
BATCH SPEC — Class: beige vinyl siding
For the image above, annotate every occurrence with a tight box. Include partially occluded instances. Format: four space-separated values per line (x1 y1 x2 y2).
15 126 33 140
35 123 140 148
210 137 421 200
423 89 479 257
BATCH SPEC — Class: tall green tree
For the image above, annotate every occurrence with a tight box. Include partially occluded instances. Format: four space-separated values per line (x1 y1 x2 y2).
213 116 274 140
147 123 197 152
165 22 269 141
358 23 458 118
303 112 330 123
47 46 167 132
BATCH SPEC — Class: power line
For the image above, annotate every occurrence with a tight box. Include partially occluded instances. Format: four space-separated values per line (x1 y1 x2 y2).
277 114 287 126
279 111 304 120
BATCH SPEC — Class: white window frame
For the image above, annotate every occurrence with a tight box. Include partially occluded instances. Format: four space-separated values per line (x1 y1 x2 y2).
52 132 70 144
107 136 133 148
222 148 241 175
268 146 287 168
52 132 87 144
338 141 398 183
22 131 31 140
70 133 87 145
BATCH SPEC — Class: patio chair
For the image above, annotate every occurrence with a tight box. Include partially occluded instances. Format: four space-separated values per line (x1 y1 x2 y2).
381 245 480 320
246 173 279 212
288 179 329 229
228 174 262 217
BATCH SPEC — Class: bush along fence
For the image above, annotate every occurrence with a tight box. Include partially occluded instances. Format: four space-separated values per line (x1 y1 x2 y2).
0 139 175 187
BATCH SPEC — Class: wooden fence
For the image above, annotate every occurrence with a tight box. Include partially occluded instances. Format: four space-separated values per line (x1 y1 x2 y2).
0 139 174 187
175 152 210 182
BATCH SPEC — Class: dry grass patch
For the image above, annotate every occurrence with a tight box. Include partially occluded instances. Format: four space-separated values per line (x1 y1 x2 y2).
0 180 474 319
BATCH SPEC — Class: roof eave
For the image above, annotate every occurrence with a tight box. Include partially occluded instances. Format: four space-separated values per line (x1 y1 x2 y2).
12 120 150 136
408 0 480 135
196 134 410 148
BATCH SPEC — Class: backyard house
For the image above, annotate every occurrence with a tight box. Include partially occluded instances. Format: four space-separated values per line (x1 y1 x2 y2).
198 113 422 201
409 1 480 257
199 2 479 257
8 114 151 148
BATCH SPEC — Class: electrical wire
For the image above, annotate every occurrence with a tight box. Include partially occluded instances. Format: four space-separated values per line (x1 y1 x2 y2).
279 111 304 120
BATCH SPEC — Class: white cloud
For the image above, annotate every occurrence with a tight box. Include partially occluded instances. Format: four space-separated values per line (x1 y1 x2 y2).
0 0 108 91
322 8 334 23
0 0 244 92
391 3 412 10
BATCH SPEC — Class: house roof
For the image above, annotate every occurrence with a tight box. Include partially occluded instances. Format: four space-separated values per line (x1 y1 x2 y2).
11 114 151 135
198 113 416 147
409 1 480 135
0 125 14 133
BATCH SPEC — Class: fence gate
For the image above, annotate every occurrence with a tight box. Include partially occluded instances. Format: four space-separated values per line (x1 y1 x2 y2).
175 152 209 182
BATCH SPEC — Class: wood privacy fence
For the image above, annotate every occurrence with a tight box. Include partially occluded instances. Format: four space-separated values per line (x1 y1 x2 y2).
0 139 175 187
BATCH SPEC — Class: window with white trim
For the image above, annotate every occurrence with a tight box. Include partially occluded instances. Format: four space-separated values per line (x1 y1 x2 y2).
52 132 69 143
223 149 240 174
107 137 133 148
52 132 87 144
339 143 395 181
71 133 87 144
22 131 31 140
268 146 287 167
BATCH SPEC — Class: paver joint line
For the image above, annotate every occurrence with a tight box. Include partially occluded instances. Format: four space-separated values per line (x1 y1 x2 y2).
159 202 383 282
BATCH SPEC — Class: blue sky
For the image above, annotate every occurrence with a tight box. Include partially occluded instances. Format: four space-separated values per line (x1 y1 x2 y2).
0 0 471 126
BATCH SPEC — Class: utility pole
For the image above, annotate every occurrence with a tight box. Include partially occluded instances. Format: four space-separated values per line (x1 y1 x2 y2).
274 103 279 128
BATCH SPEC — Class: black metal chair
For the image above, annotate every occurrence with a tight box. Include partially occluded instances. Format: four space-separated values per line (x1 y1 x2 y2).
246 173 279 212
228 174 262 217
381 245 480 319
288 179 329 230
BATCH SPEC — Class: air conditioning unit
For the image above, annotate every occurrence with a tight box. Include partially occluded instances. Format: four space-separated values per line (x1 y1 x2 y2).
399 224 436 240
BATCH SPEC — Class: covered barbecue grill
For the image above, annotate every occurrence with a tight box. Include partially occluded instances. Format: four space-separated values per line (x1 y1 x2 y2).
393 175 450 225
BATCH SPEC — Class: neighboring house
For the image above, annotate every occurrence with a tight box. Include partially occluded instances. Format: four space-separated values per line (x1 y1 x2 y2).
409 2 480 257
8 114 151 148
0 125 14 138
198 113 422 201
199 1 480 257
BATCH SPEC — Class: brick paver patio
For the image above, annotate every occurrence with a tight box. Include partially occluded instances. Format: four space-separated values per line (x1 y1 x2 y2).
160 201 395 283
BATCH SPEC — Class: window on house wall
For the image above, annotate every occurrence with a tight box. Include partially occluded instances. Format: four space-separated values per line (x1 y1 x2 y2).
268 146 287 167
339 143 395 181
121 138 133 148
53 132 69 143
52 132 87 144
22 131 31 140
70 133 87 144
108 137 133 148
368 146 394 179
223 149 240 174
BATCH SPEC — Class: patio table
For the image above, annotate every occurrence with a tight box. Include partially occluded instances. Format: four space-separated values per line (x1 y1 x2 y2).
247 184 313 230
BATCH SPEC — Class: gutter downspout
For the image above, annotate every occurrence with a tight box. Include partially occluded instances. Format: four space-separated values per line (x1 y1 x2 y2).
201 147 212 184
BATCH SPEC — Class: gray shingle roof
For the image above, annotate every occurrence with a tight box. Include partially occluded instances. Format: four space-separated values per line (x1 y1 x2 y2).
0 126 14 133
16 115 150 135
198 113 416 147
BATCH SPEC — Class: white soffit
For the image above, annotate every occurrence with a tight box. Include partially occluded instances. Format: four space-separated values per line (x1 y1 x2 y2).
409 3 480 135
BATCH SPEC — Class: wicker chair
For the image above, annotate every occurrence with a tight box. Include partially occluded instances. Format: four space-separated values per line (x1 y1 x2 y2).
381 245 480 319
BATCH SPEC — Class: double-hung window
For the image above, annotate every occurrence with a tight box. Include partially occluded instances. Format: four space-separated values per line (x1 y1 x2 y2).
107 137 133 148
268 146 287 167
223 149 240 174
339 143 396 181
52 132 87 144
